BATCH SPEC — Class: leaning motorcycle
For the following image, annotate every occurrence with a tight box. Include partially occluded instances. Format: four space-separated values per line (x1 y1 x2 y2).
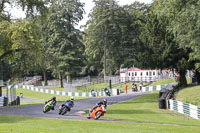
58 101 73 115
43 101 54 113
87 105 106 120
91 89 96 97
104 88 111 96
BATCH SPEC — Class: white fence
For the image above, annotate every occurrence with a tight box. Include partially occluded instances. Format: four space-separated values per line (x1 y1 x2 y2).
14 85 119 97
169 99 200 120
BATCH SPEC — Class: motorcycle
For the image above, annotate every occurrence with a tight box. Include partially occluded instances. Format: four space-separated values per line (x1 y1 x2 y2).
91 89 96 97
88 105 106 120
132 85 138 92
58 101 74 115
104 88 111 96
43 101 54 113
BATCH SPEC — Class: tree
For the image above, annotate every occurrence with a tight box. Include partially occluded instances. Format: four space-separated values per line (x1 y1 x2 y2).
42 0 85 87
84 1 147 78
137 3 195 87
0 20 41 80
155 0 200 83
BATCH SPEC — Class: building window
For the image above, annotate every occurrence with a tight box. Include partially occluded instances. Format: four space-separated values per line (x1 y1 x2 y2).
135 72 137 76
132 72 134 76
150 72 152 76
146 72 148 76
129 72 130 76
141 72 143 76
153 71 155 75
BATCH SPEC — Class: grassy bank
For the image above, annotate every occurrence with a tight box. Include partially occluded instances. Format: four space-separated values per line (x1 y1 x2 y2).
176 85 200 106
105 92 200 126
147 78 192 87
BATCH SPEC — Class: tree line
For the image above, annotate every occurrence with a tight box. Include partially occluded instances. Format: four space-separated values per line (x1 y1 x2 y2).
0 0 199 87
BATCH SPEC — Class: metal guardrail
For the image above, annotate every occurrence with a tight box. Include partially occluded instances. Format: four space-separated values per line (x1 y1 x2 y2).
0 97 4 106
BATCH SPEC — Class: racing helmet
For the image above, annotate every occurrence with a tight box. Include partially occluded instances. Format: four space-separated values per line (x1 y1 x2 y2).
71 97 74 101
53 96 56 100
103 99 107 104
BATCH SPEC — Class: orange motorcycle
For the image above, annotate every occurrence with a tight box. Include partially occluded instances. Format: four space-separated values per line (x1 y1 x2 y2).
88 105 106 120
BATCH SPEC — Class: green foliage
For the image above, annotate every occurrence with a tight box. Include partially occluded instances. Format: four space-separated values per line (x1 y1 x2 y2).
84 1 148 76
136 3 196 87
42 0 85 81
0 20 41 79
155 0 200 70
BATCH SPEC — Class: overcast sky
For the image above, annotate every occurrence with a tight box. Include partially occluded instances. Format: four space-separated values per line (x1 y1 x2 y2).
9 0 152 28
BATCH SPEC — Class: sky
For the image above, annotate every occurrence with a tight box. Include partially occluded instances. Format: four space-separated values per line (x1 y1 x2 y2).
8 0 152 29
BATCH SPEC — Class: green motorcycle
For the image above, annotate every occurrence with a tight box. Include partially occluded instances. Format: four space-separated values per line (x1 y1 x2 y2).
43 101 54 113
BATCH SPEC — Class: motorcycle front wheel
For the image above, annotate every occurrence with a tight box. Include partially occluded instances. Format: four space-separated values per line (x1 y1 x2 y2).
94 111 102 120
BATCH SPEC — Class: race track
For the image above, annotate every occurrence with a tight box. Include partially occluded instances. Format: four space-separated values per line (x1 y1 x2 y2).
0 92 150 120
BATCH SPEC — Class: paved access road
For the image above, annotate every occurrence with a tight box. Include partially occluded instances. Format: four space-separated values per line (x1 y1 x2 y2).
0 91 150 120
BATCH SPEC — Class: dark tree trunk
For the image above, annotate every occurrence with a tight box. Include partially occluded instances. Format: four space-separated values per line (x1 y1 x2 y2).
178 70 187 87
59 73 63 88
43 70 47 86
194 70 200 84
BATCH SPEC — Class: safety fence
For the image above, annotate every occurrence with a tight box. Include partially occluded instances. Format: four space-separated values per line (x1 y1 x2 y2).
0 97 3 106
0 97 8 107
14 85 119 97
142 84 167 92
169 99 200 120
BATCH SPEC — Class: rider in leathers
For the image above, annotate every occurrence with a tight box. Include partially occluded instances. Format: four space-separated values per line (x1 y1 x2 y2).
87 99 107 118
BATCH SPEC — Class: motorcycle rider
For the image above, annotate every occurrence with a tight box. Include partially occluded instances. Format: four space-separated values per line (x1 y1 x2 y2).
45 96 57 110
104 87 110 96
63 97 74 111
91 88 96 97
87 99 107 118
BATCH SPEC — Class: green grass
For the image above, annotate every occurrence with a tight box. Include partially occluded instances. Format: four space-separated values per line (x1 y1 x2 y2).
47 88 64 91
147 79 176 86
104 92 200 126
176 85 200 106
2 115 200 133
147 78 192 87
2 88 89 105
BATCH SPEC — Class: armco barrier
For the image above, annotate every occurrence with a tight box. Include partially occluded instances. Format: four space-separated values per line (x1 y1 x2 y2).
169 99 200 120
0 97 8 106
14 85 118 97
142 84 167 92
0 97 4 106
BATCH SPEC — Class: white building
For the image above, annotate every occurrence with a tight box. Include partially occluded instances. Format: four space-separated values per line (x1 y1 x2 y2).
120 67 176 82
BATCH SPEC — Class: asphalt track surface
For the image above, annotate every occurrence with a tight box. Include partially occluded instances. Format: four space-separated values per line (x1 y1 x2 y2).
0 91 151 120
